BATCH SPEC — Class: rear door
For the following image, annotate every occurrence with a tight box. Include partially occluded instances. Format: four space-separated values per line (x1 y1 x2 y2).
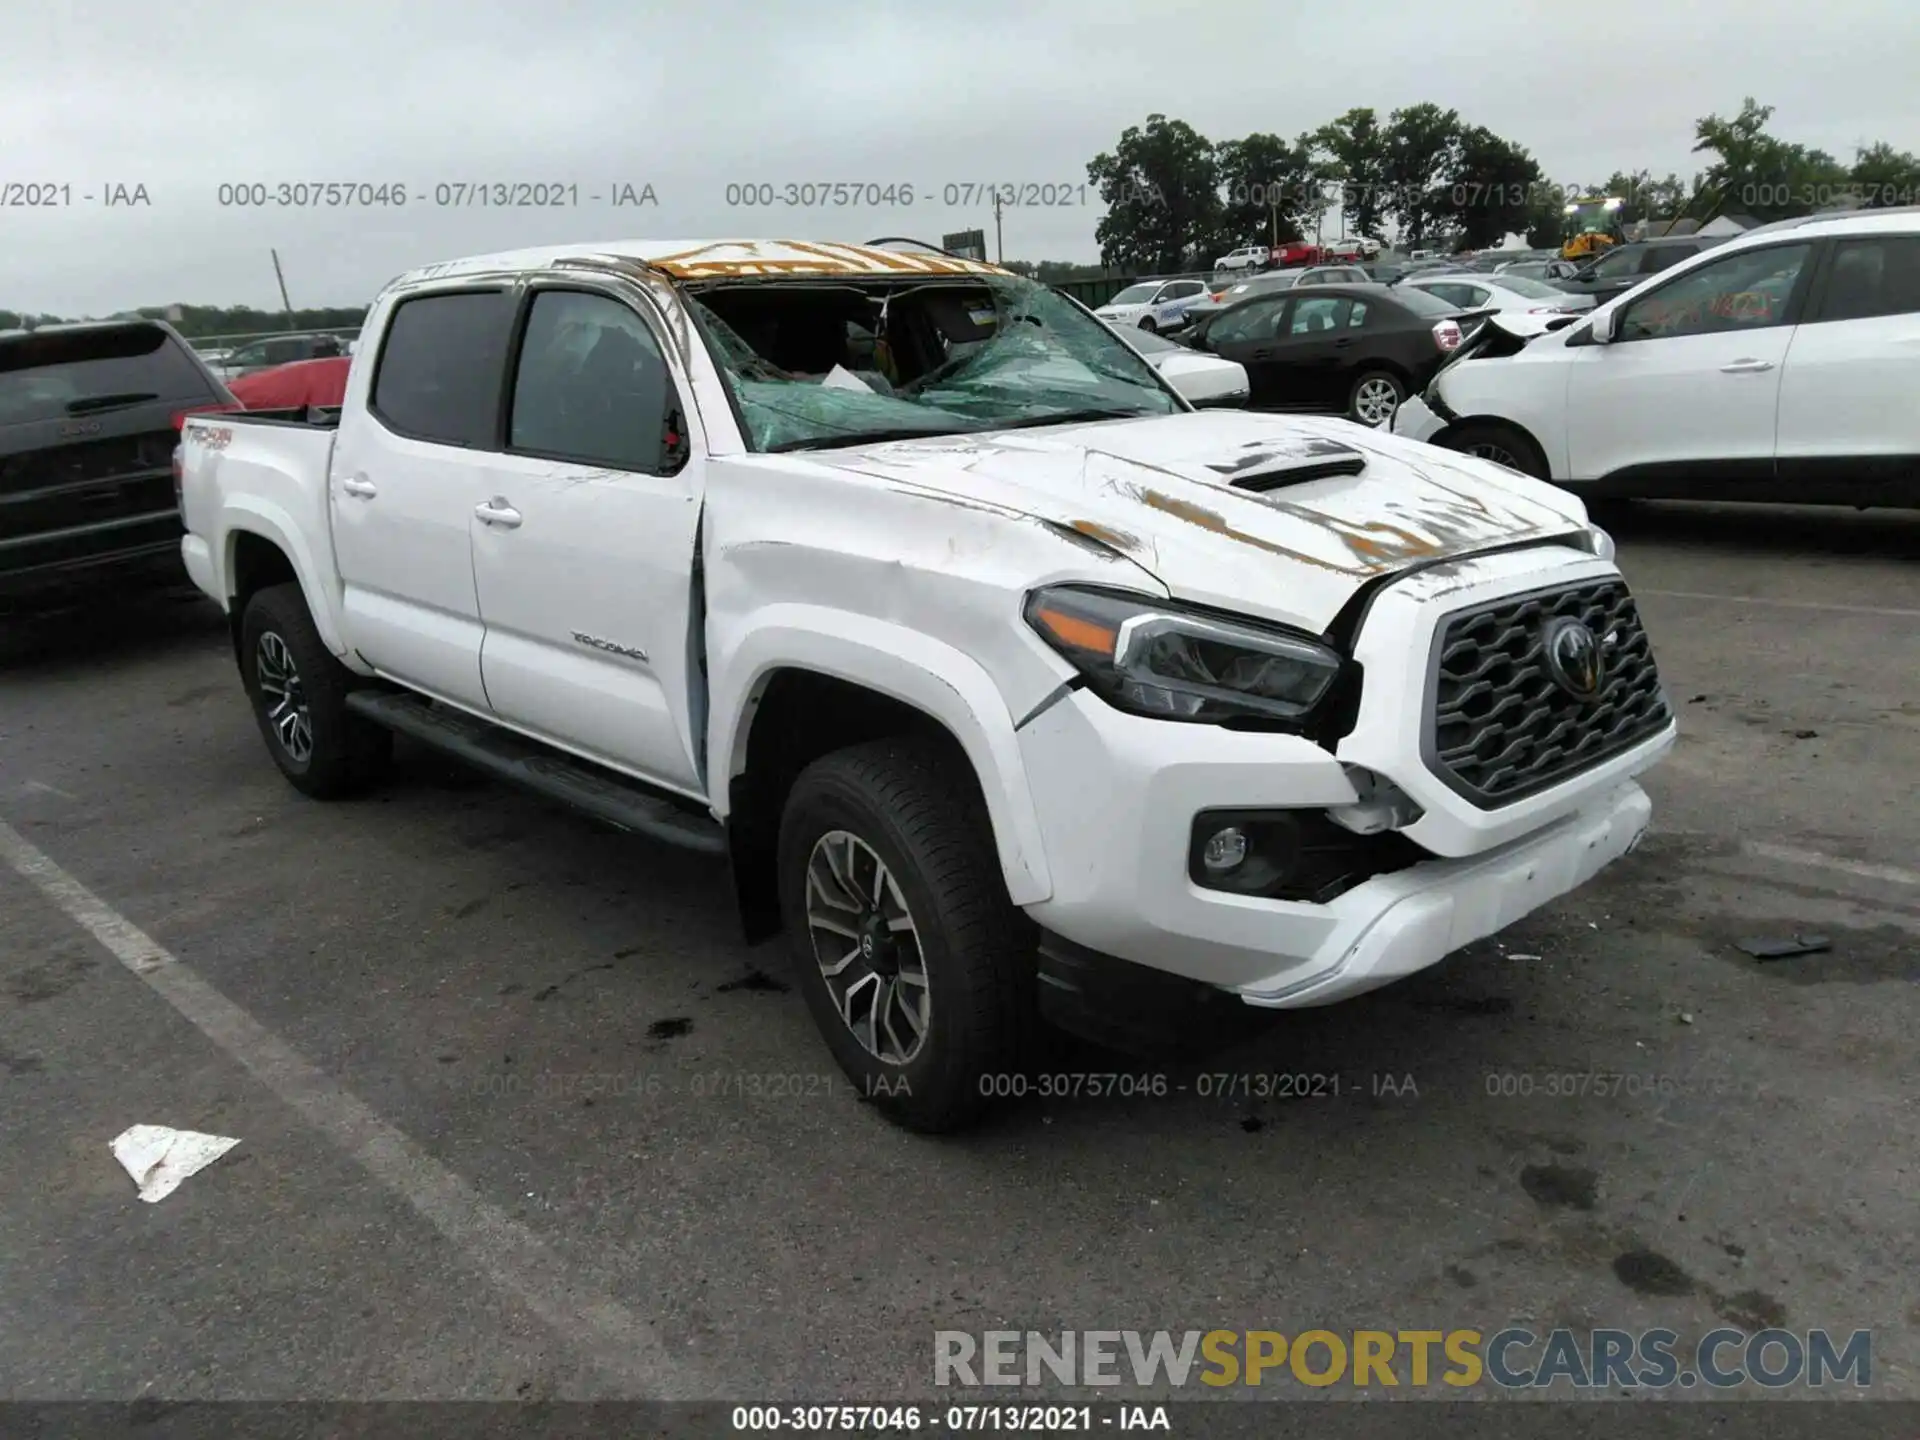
1266 293 1363 408
330 287 516 708
1774 231 1920 501
0 324 227 587
466 282 707 792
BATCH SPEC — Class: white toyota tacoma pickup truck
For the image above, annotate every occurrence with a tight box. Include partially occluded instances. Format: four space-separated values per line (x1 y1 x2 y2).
178 238 1676 1132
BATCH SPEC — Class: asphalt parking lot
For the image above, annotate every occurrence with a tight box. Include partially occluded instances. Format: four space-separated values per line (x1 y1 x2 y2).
1 502 1916 1410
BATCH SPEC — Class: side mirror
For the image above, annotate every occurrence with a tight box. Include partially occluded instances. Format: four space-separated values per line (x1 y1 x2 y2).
1590 307 1619 344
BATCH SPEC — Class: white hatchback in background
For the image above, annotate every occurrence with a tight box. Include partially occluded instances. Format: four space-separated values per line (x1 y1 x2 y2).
1401 273 1595 315
1392 208 1920 510
1094 278 1213 333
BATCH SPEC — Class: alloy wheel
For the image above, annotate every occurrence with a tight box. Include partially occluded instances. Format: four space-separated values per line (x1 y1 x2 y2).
803 829 930 1065
254 630 313 764
1354 378 1401 426
1466 441 1521 469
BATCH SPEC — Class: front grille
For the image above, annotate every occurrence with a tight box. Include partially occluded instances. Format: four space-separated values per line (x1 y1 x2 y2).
1426 579 1668 806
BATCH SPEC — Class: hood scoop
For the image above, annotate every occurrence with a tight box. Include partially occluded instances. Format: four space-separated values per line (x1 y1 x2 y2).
1208 436 1368 493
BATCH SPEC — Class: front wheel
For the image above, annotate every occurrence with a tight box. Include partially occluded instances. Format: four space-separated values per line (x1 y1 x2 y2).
777 738 1037 1134
240 582 391 798
1348 370 1405 427
1442 421 1548 479
1137 315 1159 334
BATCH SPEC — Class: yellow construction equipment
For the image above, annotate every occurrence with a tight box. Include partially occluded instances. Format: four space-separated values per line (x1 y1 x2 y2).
1562 195 1625 261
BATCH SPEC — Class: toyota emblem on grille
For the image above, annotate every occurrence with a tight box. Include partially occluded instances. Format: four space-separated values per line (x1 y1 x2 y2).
1543 617 1605 699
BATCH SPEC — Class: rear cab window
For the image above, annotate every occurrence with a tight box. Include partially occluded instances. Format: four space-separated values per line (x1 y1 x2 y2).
370 290 517 447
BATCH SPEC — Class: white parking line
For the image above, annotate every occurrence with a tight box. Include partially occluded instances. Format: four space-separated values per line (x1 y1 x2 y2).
1637 589 1920 620
1741 840 1920 889
0 816 705 1401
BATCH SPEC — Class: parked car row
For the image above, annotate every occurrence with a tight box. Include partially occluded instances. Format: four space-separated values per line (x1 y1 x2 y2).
1394 207 1920 509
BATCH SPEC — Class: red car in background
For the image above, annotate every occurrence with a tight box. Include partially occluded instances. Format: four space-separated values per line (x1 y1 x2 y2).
1269 240 1329 267
226 356 351 409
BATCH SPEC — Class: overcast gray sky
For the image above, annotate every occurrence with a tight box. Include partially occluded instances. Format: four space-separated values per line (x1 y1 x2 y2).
4 0 1915 316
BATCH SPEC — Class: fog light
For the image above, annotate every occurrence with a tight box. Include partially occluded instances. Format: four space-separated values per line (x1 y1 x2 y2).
1201 826 1249 873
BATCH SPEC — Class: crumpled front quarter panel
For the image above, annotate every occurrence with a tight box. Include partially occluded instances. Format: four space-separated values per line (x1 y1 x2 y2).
700 455 1166 905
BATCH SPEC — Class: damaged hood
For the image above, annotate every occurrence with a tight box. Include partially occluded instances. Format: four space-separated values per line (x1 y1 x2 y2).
818 410 1593 632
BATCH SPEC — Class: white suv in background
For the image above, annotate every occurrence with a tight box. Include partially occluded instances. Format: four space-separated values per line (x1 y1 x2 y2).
1215 245 1268 274
1093 277 1213 333
1393 208 1920 509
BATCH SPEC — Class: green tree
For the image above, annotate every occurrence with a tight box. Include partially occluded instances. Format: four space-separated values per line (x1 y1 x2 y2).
1314 108 1390 240
1087 114 1221 273
1381 103 1466 249
1849 141 1920 207
1440 126 1543 248
1213 132 1325 252
1692 97 1848 222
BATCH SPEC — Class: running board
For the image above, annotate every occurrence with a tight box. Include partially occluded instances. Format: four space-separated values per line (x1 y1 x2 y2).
344 691 726 855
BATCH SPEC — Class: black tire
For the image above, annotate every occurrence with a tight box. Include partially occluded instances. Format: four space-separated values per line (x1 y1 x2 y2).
777 737 1037 1134
1443 421 1549 479
239 582 391 799
1137 315 1158 334
1347 369 1405 427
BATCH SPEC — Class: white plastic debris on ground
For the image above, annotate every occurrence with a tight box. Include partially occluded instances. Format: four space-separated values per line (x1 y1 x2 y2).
110 1125 242 1203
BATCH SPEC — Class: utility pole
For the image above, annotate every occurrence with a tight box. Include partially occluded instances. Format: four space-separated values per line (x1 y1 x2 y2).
270 249 295 329
993 193 1003 264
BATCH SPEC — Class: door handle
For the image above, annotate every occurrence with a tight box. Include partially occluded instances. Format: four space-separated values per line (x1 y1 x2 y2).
474 498 522 528
340 476 377 498
1252 348 1274 360
1333 337 1354 348
1720 358 1774 373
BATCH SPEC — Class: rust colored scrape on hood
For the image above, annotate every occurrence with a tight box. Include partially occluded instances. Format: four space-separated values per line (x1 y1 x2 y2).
805 411 1591 632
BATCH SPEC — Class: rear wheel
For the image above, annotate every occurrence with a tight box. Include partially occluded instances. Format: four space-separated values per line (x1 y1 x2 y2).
239 582 390 798
1443 421 1549 479
777 738 1037 1134
1347 370 1405 427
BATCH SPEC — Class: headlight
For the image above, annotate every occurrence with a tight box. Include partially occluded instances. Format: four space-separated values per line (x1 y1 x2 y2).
1024 585 1342 724
1588 523 1616 561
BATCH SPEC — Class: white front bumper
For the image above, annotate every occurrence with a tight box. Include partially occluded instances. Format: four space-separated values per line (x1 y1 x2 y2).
1012 547 1674 1008
1392 392 1447 445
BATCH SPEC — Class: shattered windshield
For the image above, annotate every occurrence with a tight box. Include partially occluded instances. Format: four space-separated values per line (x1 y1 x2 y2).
690 274 1183 452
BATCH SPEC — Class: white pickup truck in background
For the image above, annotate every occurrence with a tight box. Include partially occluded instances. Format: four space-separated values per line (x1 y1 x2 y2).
177 237 1676 1133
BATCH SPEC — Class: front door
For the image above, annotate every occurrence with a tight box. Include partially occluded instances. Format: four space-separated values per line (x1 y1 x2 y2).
467 285 707 794
1564 241 1814 489
1201 296 1291 407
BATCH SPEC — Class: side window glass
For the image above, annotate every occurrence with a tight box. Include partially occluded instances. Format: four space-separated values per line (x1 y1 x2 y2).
1290 297 1349 333
1347 301 1369 328
1817 236 1920 322
1619 243 1811 341
509 290 679 472
1465 287 1491 306
1641 247 1689 275
371 290 517 447
1211 298 1282 343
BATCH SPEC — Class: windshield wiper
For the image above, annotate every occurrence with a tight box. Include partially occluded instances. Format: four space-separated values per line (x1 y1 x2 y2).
768 426 968 453
65 391 159 414
992 408 1152 432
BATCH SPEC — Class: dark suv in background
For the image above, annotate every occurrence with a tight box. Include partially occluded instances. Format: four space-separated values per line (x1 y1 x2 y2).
1 320 234 608
1550 234 1730 305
